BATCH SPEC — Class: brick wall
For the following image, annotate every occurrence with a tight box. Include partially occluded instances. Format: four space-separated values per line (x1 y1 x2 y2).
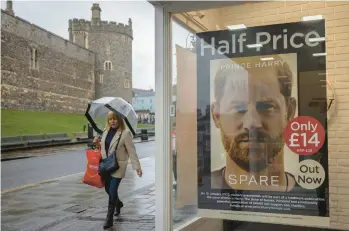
220 1 349 230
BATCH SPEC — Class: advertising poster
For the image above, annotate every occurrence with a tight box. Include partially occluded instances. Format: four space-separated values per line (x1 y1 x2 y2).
196 20 329 228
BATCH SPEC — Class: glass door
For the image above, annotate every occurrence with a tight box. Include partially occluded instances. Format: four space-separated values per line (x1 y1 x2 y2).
158 1 349 231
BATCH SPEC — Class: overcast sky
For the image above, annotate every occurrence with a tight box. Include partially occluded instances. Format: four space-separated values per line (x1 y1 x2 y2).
1 0 192 90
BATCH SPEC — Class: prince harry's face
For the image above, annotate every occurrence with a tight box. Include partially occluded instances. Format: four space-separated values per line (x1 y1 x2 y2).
212 63 296 172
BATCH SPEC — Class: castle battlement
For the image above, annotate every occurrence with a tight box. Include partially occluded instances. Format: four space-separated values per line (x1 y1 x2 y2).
1 2 133 114
69 18 133 38
97 20 132 37
69 18 90 32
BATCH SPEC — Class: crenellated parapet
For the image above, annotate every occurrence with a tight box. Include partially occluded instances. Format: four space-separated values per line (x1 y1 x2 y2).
69 18 91 32
92 20 133 38
69 18 133 39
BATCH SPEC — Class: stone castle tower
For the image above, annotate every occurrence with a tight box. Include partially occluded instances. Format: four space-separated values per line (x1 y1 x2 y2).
68 3 133 102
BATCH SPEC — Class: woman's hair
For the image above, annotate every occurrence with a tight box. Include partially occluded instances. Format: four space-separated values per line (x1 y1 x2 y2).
105 111 126 131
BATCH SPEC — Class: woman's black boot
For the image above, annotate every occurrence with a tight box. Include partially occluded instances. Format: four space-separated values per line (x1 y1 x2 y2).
103 200 116 229
114 200 123 216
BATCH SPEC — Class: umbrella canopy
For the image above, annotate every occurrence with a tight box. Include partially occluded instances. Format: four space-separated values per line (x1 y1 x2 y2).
85 97 138 136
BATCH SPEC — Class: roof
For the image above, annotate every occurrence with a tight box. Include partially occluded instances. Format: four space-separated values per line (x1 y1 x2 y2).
133 88 155 97
133 88 152 93
134 91 155 97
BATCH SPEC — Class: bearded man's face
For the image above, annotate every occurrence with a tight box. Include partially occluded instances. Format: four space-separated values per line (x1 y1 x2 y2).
219 123 285 172
212 65 294 172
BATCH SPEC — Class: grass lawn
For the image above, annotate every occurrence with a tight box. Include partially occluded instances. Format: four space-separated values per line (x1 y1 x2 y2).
136 123 155 129
1 109 154 138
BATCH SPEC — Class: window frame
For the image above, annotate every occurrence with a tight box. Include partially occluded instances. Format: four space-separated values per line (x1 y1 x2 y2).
104 61 112 70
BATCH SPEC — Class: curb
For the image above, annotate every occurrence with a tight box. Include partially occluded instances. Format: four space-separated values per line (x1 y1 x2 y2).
1 156 33 162
1 139 155 162
1 172 84 195
1 153 63 162
1 140 89 153
1 179 58 194
133 138 155 143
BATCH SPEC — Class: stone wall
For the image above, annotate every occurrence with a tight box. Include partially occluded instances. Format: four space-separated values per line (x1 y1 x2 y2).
69 4 133 104
1 10 95 114
70 19 133 39
88 29 133 103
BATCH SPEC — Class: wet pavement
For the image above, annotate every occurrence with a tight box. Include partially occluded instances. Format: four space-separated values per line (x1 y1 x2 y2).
1 156 197 231
1 137 155 161
1 140 155 190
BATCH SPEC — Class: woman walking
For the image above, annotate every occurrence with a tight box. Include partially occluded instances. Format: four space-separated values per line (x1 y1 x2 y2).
94 111 142 229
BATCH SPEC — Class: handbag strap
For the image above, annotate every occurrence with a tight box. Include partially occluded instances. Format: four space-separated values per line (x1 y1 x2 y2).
106 131 123 157
113 131 123 162
115 131 123 151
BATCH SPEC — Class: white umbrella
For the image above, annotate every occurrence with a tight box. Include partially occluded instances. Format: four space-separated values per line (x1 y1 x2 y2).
85 97 138 136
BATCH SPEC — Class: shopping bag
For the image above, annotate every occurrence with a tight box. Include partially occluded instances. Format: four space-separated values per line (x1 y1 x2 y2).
82 149 104 188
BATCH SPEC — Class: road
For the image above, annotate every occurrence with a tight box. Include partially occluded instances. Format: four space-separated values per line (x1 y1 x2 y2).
1 141 155 191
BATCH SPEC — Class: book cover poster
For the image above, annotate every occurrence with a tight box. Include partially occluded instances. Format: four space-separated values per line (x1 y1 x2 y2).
196 20 329 228
210 53 299 191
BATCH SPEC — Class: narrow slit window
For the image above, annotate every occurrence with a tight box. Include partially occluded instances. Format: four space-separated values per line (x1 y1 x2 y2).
31 48 38 69
124 79 130 88
84 33 88 49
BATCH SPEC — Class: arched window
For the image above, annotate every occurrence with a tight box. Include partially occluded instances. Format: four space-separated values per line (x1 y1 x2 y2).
124 79 130 88
104 61 112 70
30 47 38 69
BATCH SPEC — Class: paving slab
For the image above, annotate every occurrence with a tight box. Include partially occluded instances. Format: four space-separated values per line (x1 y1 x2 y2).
1 156 196 231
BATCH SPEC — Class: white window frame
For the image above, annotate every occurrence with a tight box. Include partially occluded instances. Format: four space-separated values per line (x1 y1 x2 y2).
99 74 104 84
154 5 173 231
150 1 239 231
104 61 112 70
89 71 94 82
